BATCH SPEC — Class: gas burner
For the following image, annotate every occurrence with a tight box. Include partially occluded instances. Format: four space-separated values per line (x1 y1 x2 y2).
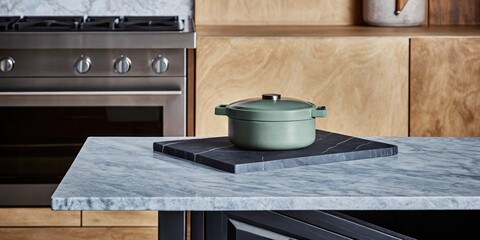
0 17 20 31
81 17 120 31
13 16 83 31
118 16 184 31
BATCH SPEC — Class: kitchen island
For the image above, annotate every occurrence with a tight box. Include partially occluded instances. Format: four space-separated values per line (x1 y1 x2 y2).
52 136 480 239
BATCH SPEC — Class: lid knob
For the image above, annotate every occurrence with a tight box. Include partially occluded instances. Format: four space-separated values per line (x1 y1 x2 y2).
262 93 281 101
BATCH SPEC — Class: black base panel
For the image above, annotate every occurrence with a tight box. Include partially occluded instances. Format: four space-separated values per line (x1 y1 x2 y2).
153 130 397 174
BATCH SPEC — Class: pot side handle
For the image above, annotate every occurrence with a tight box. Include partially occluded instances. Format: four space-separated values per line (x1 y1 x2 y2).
312 106 327 118
215 104 228 116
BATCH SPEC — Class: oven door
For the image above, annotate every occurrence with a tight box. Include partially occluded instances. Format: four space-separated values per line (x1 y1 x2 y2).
0 77 185 206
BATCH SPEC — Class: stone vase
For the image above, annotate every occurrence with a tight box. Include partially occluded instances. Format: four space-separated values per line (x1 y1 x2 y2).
363 0 425 27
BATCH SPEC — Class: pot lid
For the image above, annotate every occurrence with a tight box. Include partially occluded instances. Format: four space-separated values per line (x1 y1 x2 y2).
225 94 317 121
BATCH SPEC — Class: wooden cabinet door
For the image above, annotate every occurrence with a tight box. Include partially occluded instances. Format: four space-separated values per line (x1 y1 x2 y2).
0 227 157 240
411 38 480 137
429 0 480 25
196 37 409 137
0 208 157 239
82 211 158 226
0 208 80 227
195 0 362 25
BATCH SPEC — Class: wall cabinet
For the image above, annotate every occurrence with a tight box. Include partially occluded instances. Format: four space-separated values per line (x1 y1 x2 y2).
410 38 480 137
196 36 409 137
429 0 480 25
195 0 362 25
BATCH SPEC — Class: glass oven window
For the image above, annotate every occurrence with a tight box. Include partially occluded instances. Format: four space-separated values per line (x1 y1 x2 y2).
0 107 163 184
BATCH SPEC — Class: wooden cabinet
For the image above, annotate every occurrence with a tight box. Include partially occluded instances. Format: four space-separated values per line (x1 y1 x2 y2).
195 0 362 25
410 38 480 137
0 208 80 227
0 228 157 240
82 211 157 227
429 0 480 25
196 36 409 137
0 208 157 240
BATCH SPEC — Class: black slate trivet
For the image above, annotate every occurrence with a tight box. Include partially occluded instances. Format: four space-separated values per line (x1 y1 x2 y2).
153 130 397 174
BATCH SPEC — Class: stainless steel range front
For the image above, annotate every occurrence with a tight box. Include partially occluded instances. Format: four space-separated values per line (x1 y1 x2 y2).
0 16 195 206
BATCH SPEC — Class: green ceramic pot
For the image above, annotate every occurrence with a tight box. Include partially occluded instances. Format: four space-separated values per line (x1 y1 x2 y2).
215 93 327 150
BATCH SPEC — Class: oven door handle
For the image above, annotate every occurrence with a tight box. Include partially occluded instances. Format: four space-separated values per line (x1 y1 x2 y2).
0 90 182 96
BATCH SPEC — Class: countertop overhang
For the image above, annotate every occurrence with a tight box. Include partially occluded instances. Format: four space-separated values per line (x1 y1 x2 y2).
52 136 480 211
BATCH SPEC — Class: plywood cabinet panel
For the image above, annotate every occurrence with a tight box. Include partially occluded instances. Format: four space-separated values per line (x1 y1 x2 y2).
82 211 158 226
195 0 362 25
429 0 480 25
0 227 157 240
410 38 480 137
196 37 409 137
0 208 80 227
196 25 480 38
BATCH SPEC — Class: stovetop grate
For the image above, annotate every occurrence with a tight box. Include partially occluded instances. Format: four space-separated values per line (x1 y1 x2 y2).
81 16 120 31
0 16 20 31
118 16 183 31
0 16 184 32
13 16 83 31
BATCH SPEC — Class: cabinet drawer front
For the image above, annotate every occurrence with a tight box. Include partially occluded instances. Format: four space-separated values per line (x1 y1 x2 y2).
411 38 480 137
0 208 80 227
196 37 409 137
82 211 158 226
0 227 157 240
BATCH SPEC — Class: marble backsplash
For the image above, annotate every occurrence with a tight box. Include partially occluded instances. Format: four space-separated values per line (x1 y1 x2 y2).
0 0 193 17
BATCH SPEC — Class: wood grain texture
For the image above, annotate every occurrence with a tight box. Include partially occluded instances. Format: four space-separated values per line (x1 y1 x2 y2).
196 25 480 38
410 38 480 137
187 49 196 136
0 208 80 227
196 37 409 137
425 0 429 25
397 0 410 13
195 0 362 25
0 227 157 240
429 0 480 25
82 211 158 227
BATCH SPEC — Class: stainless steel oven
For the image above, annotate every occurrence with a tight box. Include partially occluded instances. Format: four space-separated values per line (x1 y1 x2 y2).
0 16 195 206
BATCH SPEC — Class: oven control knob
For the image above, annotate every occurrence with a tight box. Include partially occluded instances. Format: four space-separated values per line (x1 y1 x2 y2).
0 56 15 73
151 56 169 74
74 56 91 74
114 56 132 74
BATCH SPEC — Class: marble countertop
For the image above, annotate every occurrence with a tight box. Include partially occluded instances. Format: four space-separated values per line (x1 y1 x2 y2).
52 136 480 211
0 0 193 17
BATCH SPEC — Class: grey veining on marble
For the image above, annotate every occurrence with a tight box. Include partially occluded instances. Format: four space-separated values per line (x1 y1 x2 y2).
52 136 480 211
0 0 193 18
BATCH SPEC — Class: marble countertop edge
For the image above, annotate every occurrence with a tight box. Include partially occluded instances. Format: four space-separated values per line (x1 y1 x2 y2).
51 196 480 211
